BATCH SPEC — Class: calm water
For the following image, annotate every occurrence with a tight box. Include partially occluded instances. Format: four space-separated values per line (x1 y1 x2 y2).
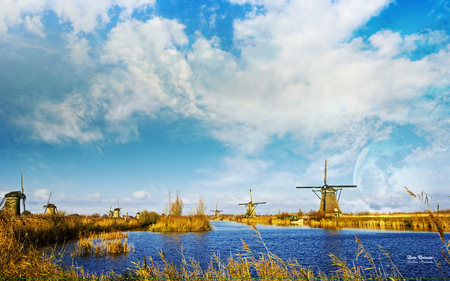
57 221 450 278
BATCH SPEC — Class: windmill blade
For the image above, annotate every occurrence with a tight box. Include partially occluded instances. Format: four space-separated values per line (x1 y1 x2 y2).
0 196 5 209
44 205 48 214
324 159 327 185
110 205 112 211
239 203 249 205
296 186 323 189
329 185 357 188
47 192 52 205
254 202 266 206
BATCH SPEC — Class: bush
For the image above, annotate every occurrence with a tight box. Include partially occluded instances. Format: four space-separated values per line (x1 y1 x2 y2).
140 211 159 225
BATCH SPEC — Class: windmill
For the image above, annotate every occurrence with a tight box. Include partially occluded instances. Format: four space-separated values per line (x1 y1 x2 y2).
210 204 223 219
1 171 27 215
136 208 141 220
296 160 356 216
105 205 113 218
239 189 266 217
43 192 57 215
113 201 123 218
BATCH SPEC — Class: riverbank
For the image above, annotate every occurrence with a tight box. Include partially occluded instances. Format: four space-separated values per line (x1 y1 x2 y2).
304 213 450 231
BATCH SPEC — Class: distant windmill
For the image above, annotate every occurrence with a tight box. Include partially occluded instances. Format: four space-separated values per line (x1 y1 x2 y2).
239 189 266 217
210 204 223 219
136 208 141 220
113 201 123 218
0 171 27 215
296 160 357 216
43 192 57 215
105 205 113 218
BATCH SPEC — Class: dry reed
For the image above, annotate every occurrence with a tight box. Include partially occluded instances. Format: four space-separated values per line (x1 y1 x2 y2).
150 214 211 232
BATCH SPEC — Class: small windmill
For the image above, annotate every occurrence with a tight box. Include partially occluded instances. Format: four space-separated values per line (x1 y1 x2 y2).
210 204 223 219
296 160 356 216
1 171 27 215
105 205 113 218
136 208 141 220
43 192 57 215
113 200 123 218
239 189 266 217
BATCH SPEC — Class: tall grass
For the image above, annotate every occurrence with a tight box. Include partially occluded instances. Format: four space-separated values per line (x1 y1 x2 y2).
150 214 211 232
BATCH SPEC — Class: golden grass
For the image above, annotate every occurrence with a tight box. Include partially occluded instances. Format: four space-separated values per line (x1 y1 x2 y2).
72 237 133 257
150 214 211 232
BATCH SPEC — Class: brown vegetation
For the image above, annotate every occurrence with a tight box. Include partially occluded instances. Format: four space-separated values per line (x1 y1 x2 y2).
150 214 211 232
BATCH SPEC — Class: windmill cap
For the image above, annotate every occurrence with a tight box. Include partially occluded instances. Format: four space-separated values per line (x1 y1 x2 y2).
5 191 22 198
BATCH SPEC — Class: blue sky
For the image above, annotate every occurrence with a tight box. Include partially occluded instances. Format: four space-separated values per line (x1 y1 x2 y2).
1 0 450 215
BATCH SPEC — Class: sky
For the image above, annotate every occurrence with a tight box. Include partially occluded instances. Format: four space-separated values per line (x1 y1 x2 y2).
1 0 450 216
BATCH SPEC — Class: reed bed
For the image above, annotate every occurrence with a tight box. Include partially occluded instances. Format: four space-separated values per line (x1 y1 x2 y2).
72 237 133 257
234 215 273 224
150 214 211 232
85 230 129 240
271 218 292 226
306 213 450 231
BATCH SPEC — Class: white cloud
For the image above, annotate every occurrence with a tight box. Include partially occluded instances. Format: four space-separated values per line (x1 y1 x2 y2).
199 156 271 187
66 35 92 66
133 190 151 199
33 188 50 202
0 0 156 35
24 15 45 38
28 96 103 144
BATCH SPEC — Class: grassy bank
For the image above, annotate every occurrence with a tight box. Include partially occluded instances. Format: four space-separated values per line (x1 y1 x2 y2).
150 214 211 232
305 213 450 231
2 213 152 247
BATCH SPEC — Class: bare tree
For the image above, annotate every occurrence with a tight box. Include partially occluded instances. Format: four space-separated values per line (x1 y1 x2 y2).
195 196 207 215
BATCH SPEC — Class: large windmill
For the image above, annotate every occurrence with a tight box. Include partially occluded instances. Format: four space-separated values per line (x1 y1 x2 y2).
43 192 57 215
113 201 123 218
239 189 266 217
0 171 27 215
296 160 356 216
210 204 223 219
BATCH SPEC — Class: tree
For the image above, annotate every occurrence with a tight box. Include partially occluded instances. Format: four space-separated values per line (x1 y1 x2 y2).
166 190 183 217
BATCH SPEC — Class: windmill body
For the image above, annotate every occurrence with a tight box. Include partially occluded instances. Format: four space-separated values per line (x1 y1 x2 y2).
43 192 57 215
296 160 356 216
239 189 266 218
3 191 23 215
113 201 123 218
105 205 113 218
136 208 141 220
44 203 57 215
1 171 27 216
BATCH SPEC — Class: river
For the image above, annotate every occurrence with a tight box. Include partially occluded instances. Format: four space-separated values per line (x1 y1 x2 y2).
58 221 450 278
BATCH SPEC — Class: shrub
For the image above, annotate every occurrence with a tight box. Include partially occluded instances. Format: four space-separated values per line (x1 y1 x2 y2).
140 211 159 225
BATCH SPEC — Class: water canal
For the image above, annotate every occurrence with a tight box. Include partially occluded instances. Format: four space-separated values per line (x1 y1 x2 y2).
60 221 450 278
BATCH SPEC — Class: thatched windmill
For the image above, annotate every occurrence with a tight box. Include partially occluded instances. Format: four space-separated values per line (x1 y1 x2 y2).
113 200 123 218
43 192 57 215
210 204 223 219
0 171 27 215
239 189 266 217
296 160 357 216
